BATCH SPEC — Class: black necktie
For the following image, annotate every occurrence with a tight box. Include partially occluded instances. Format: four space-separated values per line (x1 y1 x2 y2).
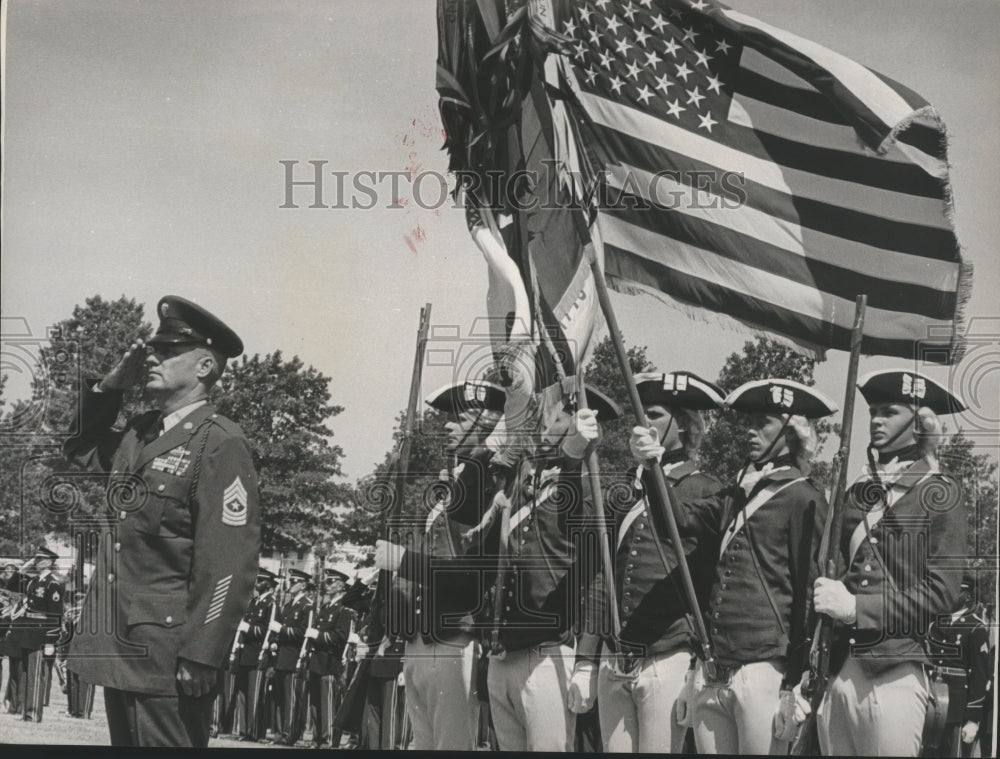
143 414 164 445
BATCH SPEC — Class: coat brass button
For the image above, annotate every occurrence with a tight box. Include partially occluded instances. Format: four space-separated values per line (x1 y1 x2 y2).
107 574 115 583
165 616 173 624
158 484 165 492
114 543 121 552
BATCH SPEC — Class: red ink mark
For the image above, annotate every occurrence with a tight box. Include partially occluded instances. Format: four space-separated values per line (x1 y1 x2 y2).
404 235 417 254
412 223 427 243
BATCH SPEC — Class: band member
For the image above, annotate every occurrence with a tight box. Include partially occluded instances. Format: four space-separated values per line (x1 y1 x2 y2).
233 567 277 740
598 372 726 753
306 567 356 748
18 547 64 723
63 295 261 747
270 568 312 745
926 574 992 757
377 379 505 751
815 370 967 757
636 378 834 755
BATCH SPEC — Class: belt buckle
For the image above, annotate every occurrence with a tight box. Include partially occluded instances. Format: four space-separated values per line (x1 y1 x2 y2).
704 659 733 686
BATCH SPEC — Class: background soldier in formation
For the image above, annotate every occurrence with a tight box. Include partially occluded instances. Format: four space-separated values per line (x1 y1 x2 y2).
306 566 355 748
816 370 967 757
270 568 312 745
15 547 64 723
63 295 261 748
599 372 725 753
232 567 277 740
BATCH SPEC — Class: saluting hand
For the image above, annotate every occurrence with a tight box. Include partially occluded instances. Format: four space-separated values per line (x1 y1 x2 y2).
99 340 148 391
374 539 404 572
176 658 217 698
813 577 857 624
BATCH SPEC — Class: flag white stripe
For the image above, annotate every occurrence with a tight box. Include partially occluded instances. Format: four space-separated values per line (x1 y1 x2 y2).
604 163 959 290
598 212 949 341
576 90 948 228
722 10 916 128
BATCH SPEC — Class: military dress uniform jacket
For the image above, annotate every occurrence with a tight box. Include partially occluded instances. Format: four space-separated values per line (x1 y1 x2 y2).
275 593 312 671
671 463 828 687
308 601 355 677
19 575 64 651
63 386 261 695
392 452 496 643
926 608 991 725
832 459 965 673
237 591 275 668
599 459 723 665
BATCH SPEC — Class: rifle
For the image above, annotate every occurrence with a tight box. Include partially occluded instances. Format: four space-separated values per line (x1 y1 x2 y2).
791 295 867 755
333 304 432 738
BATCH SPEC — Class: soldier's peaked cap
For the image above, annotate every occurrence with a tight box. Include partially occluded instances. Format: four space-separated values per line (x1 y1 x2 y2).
635 371 725 411
256 568 277 583
725 379 838 419
287 568 312 583
425 380 506 415
34 547 59 560
147 295 244 358
857 370 965 415
324 567 350 582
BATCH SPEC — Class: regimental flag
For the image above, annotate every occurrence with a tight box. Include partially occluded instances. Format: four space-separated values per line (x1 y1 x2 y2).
537 0 971 362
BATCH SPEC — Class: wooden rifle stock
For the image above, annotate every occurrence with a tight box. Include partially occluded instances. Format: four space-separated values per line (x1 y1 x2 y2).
792 295 867 755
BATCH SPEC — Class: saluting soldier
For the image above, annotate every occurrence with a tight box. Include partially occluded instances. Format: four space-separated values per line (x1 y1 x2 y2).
233 567 277 740
925 574 993 757
17 547 64 723
638 379 834 755
375 379 505 751
269 567 312 745
598 372 726 753
306 566 356 748
815 370 967 757
63 295 261 747
486 384 621 752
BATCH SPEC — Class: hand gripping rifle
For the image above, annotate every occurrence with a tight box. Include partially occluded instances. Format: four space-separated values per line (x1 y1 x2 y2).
333 304 432 737
249 561 285 737
792 295 866 755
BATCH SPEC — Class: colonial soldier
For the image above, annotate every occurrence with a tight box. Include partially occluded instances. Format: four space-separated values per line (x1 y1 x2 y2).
376 379 505 751
638 378 834 755
269 567 312 745
233 567 277 740
925 574 992 757
598 371 726 753
18 547 64 723
306 566 356 748
487 384 620 752
63 295 261 747
815 370 967 757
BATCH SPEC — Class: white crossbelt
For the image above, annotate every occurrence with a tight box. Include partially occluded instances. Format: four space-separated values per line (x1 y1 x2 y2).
847 470 935 565
617 500 646 550
719 478 805 557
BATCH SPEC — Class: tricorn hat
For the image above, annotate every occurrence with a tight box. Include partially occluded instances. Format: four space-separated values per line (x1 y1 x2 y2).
725 379 838 419
857 370 965 415
426 380 506 415
635 371 725 411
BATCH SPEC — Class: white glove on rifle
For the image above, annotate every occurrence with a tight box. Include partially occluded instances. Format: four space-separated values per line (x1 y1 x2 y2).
772 685 811 742
268 620 283 635
305 627 319 640
567 660 598 713
236 620 250 634
813 577 857 624
561 409 599 460
629 426 664 465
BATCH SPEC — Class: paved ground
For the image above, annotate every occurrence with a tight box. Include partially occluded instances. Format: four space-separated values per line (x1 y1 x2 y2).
0 660 310 748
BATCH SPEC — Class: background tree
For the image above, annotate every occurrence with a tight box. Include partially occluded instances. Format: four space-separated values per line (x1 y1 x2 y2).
699 336 836 486
937 431 999 610
213 351 349 552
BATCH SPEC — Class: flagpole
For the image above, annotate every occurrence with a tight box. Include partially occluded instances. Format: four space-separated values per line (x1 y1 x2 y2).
587 254 714 662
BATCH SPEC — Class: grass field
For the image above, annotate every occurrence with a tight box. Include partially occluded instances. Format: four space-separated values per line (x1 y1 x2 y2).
0 659 294 748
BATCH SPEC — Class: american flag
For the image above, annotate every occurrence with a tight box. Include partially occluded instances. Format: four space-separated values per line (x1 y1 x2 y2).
538 0 970 361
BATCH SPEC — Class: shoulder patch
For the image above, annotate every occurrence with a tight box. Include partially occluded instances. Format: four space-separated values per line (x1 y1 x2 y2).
222 477 248 527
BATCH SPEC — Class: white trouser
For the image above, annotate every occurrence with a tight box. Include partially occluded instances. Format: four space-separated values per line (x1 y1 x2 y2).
402 634 479 751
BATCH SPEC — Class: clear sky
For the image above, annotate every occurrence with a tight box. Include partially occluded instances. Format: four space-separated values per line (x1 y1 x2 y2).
2 0 998 480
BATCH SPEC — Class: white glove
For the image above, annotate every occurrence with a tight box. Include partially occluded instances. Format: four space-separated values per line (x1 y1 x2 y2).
772 686 811 742
355 642 370 659
43 644 56 657
376 637 391 657
374 539 405 571
629 426 664 465
348 632 362 646
961 720 979 744
268 620 283 635
562 409 599 460
675 667 695 727
813 577 857 624
305 627 319 640
567 660 598 713
237 620 250 634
